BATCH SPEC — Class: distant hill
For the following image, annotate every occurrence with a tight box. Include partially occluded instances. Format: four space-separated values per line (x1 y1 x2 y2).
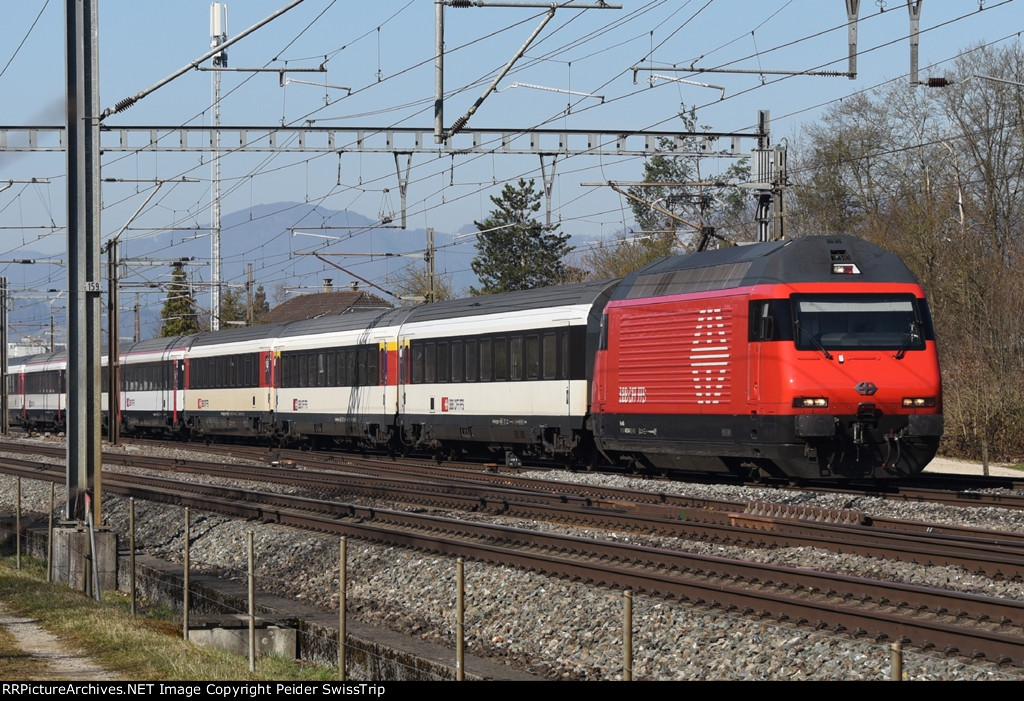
6 202 608 345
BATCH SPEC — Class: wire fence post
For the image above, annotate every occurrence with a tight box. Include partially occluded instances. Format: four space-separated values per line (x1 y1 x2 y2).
456 557 465 681
46 483 54 583
890 642 903 681
248 530 255 673
129 498 136 617
183 507 190 641
623 589 633 681
16 476 21 570
339 536 347 681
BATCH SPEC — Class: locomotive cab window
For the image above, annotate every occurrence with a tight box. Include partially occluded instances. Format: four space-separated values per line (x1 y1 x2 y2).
748 300 792 342
792 294 928 352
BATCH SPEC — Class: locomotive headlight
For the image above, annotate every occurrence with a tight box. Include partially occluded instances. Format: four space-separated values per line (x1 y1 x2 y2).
902 397 937 408
793 397 829 408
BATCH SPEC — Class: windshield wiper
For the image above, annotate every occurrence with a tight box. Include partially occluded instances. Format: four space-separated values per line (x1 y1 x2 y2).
794 320 832 360
895 320 921 360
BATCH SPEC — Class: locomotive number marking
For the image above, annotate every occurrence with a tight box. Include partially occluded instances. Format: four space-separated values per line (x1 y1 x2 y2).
619 386 647 404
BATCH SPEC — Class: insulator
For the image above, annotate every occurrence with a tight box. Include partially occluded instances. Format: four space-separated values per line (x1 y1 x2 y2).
114 97 137 114
925 77 950 88
449 115 469 136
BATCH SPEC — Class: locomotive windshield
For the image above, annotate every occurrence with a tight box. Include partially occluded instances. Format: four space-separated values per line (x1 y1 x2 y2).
791 293 929 352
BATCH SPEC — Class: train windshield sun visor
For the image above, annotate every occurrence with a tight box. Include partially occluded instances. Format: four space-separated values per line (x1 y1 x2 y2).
791 294 927 353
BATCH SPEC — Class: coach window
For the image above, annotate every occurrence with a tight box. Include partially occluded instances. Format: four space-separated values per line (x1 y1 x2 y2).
316 353 325 387
325 351 335 386
359 347 372 386
465 340 478 383
494 337 507 381
510 336 523 380
345 350 357 387
526 335 540 380
560 331 569 380
479 338 492 381
451 341 463 383
437 342 449 383
368 346 379 385
542 333 557 380
425 343 436 383
411 344 424 384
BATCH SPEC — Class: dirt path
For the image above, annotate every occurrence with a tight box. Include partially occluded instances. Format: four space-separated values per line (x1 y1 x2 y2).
0 604 112 681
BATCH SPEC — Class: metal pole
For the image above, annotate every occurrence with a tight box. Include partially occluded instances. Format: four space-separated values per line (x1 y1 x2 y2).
623 589 632 681
46 483 54 583
16 477 21 570
434 0 444 143
890 642 903 680
456 557 464 681
846 0 860 79
426 228 435 303
1 276 8 436
65 0 103 526
129 498 136 617
183 507 190 640
107 239 119 445
210 4 226 332
339 536 347 681
86 502 100 601
248 530 255 673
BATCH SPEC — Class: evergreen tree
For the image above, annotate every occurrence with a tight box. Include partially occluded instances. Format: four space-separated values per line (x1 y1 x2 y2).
470 179 572 294
218 286 246 327
250 284 271 324
160 262 200 337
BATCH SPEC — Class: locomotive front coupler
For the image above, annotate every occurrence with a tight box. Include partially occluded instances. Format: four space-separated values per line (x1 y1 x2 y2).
852 403 880 445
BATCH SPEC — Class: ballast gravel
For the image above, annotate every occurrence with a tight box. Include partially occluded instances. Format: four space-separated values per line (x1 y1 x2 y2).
2 437 1024 681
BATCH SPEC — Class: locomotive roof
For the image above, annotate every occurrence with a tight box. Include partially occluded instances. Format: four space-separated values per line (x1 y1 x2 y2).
612 235 920 301
402 278 620 324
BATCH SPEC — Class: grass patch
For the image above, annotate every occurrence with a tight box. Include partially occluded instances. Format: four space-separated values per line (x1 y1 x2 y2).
0 552 336 681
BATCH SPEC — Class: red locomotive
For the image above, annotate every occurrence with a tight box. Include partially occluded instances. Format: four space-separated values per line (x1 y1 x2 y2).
590 235 943 480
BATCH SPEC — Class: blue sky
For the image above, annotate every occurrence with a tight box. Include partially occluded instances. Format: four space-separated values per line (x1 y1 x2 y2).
1 0 1022 329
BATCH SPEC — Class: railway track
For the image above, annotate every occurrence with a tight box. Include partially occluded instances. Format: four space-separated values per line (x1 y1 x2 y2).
3 439 1024 670
8 441 1024 580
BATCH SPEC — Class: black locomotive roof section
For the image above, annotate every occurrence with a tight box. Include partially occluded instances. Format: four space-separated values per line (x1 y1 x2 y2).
402 278 621 324
613 235 920 301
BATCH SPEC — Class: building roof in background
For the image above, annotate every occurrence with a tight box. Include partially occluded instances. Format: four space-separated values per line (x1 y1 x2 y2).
263 287 392 324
